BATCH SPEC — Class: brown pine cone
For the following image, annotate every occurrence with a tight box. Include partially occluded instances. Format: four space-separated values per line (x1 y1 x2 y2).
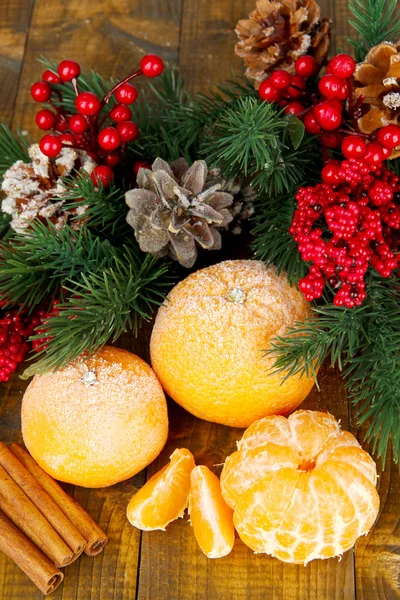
235 0 332 89
354 42 400 157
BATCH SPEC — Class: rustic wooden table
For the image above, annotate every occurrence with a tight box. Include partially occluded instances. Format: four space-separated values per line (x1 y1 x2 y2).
0 0 399 598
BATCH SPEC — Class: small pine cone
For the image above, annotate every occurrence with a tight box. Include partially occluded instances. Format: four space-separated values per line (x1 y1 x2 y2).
125 158 237 268
235 0 332 89
1 144 95 231
354 41 400 157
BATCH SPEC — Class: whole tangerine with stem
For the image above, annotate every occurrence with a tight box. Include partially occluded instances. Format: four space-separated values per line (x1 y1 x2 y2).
221 410 379 564
150 260 315 427
21 346 168 488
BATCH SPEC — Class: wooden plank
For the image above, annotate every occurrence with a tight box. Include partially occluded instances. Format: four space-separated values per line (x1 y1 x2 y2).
0 0 184 594
12 0 183 134
0 0 34 125
353 424 400 600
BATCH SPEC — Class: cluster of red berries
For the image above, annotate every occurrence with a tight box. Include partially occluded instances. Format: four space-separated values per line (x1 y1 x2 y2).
31 55 164 187
290 128 400 308
0 308 39 382
259 53 356 141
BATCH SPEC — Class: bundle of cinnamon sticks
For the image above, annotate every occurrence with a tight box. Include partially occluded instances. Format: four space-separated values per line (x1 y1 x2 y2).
0 442 108 595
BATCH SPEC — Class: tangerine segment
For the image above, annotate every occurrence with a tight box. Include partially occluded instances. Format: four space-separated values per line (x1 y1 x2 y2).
233 468 301 554
288 411 340 467
127 448 195 531
188 466 235 559
220 443 299 510
238 415 293 451
317 446 377 485
315 430 361 465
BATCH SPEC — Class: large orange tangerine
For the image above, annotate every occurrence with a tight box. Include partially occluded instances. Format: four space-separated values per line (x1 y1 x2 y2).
221 411 380 564
22 346 168 488
150 260 315 427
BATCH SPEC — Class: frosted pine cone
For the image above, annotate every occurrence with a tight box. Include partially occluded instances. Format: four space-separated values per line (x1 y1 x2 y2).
354 42 400 157
235 0 332 89
125 158 239 268
1 144 95 232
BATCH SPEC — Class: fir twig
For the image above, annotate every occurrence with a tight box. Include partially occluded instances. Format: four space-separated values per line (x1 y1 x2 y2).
348 0 400 61
24 248 171 377
0 123 30 178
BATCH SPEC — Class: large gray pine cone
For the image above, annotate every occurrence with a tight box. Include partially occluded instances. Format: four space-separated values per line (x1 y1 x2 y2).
125 158 235 268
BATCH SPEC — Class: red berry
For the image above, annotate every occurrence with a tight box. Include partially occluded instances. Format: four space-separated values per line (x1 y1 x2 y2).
321 163 341 185
342 135 367 159
103 154 121 168
30 81 51 102
133 160 151 175
69 114 88 134
318 75 347 100
39 135 62 158
91 165 114 187
287 75 306 99
313 101 342 131
270 70 292 90
59 133 75 145
57 60 80 82
75 91 100 116
42 70 62 84
322 132 342 148
54 115 68 132
117 121 139 142
110 104 132 123
284 101 305 116
35 109 56 130
381 146 392 159
364 142 385 165
140 54 164 77
303 111 321 134
377 124 400 149
328 54 356 79
98 127 121 151
258 80 281 102
294 55 318 78
114 83 138 105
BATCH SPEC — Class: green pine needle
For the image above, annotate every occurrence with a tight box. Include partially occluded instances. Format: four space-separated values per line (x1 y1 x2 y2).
348 0 400 61
268 274 400 463
23 247 171 377
0 123 30 178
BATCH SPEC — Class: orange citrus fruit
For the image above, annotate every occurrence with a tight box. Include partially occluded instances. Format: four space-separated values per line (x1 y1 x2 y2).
22 346 168 488
150 260 315 427
127 448 195 531
221 410 380 564
188 465 235 559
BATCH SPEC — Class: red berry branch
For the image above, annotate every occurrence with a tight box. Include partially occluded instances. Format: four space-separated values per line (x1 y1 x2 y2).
30 55 164 187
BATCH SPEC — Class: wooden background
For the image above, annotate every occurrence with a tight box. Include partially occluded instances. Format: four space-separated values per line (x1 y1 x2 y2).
0 0 399 598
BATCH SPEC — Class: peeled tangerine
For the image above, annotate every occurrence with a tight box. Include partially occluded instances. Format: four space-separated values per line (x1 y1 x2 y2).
127 448 195 531
220 410 380 564
189 466 235 559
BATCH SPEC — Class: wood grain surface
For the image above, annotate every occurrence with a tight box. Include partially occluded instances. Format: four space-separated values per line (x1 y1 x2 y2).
0 0 399 598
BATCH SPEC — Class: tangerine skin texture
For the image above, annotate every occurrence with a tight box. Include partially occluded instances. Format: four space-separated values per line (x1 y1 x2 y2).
22 346 168 488
150 260 315 427
221 410 380 564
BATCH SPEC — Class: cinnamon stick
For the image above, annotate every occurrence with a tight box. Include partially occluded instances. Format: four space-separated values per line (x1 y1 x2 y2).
0 464 75 567
0 510 63 595
0 442 86 557
11 444 108 556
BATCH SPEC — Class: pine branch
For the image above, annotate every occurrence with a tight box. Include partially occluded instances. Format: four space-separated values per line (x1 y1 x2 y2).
251 190 308 284
268 274 400 463
61 170 129 237
201 97 313 196
0 123 30 178
348 0 400 62
24 247 171 377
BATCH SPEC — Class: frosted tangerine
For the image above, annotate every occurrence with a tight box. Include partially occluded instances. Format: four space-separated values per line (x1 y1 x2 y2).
127 448 195 531
189 466 235 558
150 260 315 427
221 410 380 564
